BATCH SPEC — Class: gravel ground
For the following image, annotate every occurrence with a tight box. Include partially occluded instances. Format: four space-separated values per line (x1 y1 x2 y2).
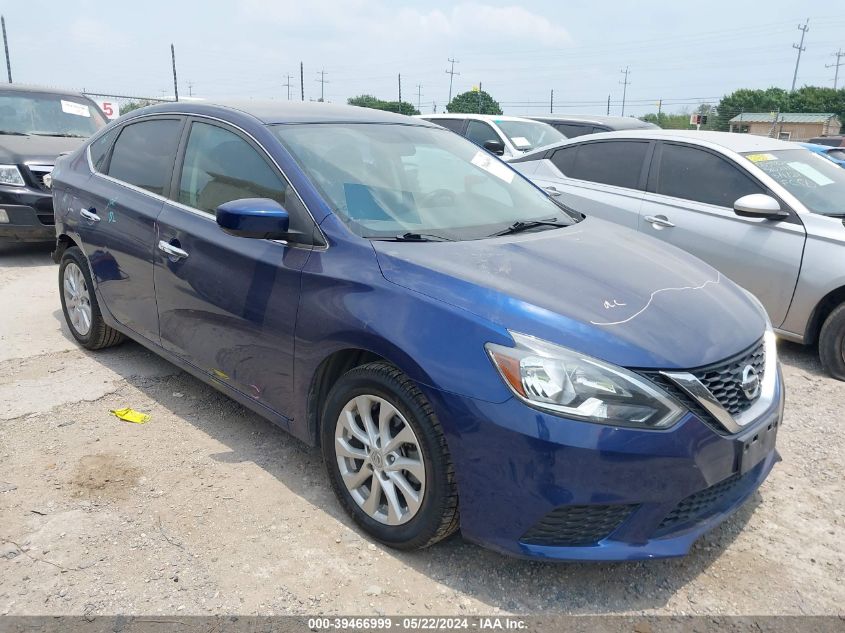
0 241 842 617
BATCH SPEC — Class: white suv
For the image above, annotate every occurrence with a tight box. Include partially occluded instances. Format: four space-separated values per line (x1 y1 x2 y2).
416 113 566 160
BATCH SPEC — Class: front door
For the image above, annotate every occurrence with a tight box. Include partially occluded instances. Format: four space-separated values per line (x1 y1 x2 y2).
638 142 806 327
73 117 184 343
154 119 315 418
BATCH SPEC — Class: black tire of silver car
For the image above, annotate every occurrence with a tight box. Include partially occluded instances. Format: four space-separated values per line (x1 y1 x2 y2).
59 247 125 351
819 303 845 381
321 362 459 550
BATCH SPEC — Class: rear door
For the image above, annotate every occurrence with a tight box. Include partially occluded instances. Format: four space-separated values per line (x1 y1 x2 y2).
638 142 806 326
534 139 653 229
74 116 184 343
153 118 316 418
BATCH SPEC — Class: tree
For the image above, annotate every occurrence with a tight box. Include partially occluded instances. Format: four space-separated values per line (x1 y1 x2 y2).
347 94 419 116
446 89 502 115
713 86 845 131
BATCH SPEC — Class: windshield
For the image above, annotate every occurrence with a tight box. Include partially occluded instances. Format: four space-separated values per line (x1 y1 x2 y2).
494 119 566 151
0 91 106 137
272 123 577 240
826 149 845 162
743 149 845 216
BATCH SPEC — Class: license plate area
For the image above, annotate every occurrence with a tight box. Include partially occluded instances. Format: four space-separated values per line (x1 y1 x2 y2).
738 418 779 474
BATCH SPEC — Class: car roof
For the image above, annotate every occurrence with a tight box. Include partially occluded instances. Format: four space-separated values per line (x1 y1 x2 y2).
515 129 806 161
0 83 93 99
416 113 541 123
134 100 440 126
529 114 659 129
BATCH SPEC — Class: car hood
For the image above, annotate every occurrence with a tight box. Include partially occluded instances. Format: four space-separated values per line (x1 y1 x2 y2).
373 216 767 370
0 135 87 164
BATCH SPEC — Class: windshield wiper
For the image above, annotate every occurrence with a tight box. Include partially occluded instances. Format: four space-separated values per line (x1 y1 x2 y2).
490 218 568 237
0 130 29 136
373 232 454 242
29 132 87 138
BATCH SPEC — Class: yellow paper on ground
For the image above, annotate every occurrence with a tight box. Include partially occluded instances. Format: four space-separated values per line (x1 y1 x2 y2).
110 408 150 424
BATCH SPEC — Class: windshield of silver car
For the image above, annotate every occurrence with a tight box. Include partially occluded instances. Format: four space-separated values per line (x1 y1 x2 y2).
494 120 566 152
744 149 845 216
0 92 107 138
272 123 577 240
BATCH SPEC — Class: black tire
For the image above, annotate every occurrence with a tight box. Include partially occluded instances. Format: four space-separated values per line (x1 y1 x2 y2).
819 303 845 381
58 246 124 351
321 362 459 550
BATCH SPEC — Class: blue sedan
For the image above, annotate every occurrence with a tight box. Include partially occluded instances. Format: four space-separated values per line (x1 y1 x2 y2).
49 102 782 561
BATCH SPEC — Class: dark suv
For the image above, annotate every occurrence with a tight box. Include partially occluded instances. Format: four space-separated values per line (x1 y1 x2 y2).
0 85 106 242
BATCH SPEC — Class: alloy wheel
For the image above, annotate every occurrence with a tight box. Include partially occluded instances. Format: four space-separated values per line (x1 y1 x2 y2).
63 262 92 336
334 394 426 525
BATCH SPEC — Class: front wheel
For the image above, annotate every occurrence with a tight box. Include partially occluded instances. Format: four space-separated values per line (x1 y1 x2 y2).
59 246 124 350
819 303 845 381
321 362 459 550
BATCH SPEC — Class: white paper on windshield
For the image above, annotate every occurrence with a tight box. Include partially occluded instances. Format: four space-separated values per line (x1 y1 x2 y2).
511 136 532 149
471 150 514 184
60 100 91 117
788 161 834 186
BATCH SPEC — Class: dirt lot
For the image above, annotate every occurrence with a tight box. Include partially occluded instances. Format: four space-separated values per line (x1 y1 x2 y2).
0 241 842 617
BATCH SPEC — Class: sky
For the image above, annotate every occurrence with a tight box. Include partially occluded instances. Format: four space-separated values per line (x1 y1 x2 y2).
2 1 845 116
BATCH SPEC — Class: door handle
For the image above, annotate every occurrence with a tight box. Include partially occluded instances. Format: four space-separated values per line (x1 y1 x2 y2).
158 240 189 260
644 215 675 228
80 208 100 222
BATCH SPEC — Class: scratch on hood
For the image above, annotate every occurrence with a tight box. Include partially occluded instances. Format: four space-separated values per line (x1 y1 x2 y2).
590 272 722 326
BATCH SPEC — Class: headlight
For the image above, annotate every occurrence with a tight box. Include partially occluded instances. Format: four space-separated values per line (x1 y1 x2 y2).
486 332 685 429
0 165 25 187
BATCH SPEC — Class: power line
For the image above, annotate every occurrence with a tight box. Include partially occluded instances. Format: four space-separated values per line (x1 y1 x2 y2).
445 58 460 103
827 48 844 89
791 18 810 91
619 66 631 116
316 68 329 101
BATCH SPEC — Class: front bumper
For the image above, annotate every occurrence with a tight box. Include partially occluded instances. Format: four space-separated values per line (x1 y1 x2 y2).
0 187 56 242
424 365 783 561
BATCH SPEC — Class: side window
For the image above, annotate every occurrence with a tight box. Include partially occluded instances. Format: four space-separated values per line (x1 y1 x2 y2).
89 126 120 173
465 120 500 147
554 123 589 138
566 141 650 189
107 119 182 195
550 146 578 175
656 144 765 207
429 118 464 133
178 121 310 236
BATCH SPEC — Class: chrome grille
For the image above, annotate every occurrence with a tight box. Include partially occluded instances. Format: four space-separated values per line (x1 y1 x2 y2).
25 164 54 191
691 340 765 416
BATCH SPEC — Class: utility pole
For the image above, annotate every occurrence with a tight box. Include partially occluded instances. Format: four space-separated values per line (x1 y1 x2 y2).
478 82 482 113
170 44 179 102
606 94 611 116
187 81 194 97
1 16 11 83
791 19 809 92
416 84 423 112
432 100 437 114
827 49 844 90
300 62 304 101
398 73 402 110
283 73 292 100
445 58 460 103
619 66 631 116
550 89 554 114
316 69 328 102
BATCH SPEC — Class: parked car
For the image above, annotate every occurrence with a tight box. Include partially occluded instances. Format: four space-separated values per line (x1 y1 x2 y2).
802 142 845 168
527 114 659 139
51 102 781 561
0 84 107 242
511 130 845 379
415 113 565 159
808 135 845 148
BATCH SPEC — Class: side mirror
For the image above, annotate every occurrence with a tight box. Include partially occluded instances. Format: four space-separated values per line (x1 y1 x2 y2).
733 194 788 220
216 198 292 240
483 139 506 156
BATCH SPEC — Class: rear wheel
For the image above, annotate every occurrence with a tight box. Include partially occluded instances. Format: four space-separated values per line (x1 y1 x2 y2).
59 247 124 350
819 302 845 381
321 362 459 550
